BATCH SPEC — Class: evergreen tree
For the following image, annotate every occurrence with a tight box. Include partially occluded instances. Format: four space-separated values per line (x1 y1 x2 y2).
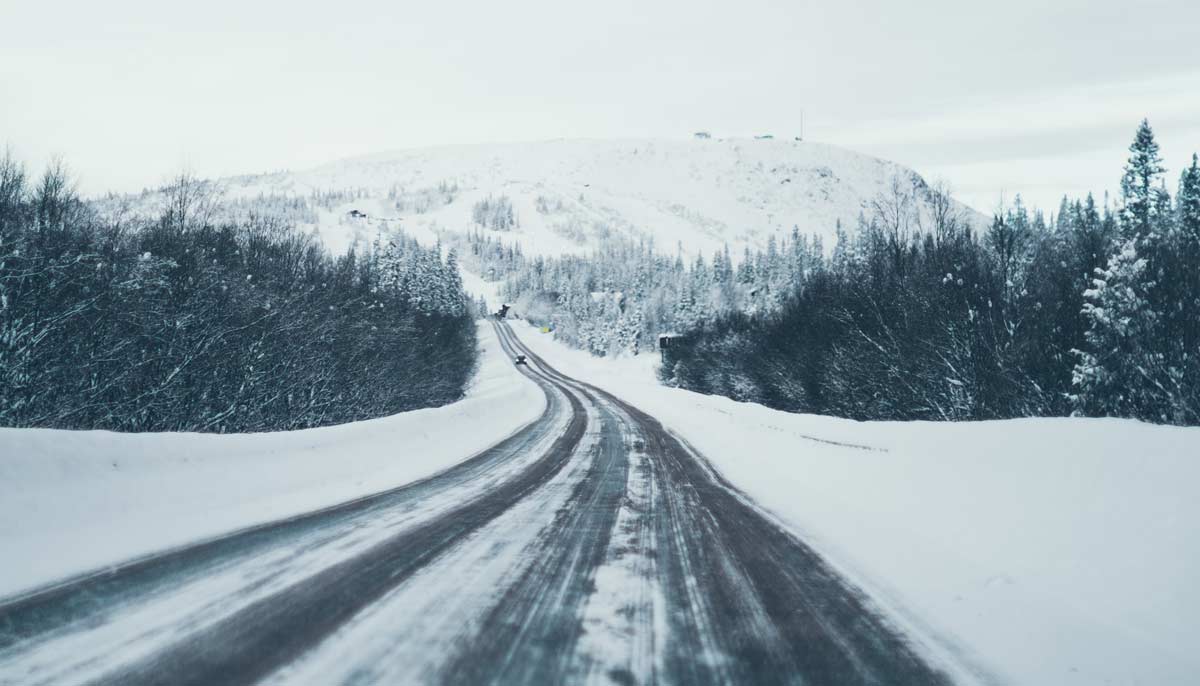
1178 154 1200 242
1119 119 1166 240
1072 241 1174 419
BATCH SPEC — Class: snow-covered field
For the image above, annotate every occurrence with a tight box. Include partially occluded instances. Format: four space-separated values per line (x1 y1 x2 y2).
0 323 544 600
508 320 1200 686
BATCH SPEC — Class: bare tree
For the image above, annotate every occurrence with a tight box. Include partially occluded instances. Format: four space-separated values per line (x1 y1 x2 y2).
33 156 78 230
162 171 222 231
0 146 27 221
870 175 920 273
924 179 965 248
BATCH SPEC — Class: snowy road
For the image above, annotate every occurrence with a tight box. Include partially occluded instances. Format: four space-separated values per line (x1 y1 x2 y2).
0 321 952 685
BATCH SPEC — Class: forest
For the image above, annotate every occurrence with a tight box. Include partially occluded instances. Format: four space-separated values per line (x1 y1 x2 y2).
0 157 477 433
489 121 1200 425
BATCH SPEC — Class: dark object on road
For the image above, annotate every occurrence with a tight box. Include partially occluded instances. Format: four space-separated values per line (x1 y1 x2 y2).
514 354 527 365
495 304 511 319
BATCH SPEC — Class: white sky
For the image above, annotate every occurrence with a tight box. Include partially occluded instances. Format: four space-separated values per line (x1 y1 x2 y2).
3 0 1198 213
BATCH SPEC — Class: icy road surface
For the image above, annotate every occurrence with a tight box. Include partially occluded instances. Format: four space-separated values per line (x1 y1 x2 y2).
0 321 951 686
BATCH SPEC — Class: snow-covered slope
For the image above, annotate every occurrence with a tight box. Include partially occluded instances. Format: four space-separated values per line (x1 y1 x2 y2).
0 323 544 599
204 138 984 257
507 320 1200 686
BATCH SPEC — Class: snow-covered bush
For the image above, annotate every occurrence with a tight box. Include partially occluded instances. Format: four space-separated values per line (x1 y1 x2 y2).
0 158 477 432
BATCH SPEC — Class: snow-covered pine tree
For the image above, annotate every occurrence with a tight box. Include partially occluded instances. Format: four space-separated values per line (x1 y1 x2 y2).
1074 122 1184 421
736 246 754 284
626 303 645 355
442 247 467 316
1072 241 1175 419
674 283 698 333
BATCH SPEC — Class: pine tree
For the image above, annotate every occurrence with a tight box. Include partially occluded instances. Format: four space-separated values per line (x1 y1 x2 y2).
987 197 1033 312
736 247 754 284
1072 241 1174 420
442 248 467 316
1119 119 1166 240
1179 154 1200 243
626 304 645 355
674 285 698 332
1167 154 1200 420
831 219 851 276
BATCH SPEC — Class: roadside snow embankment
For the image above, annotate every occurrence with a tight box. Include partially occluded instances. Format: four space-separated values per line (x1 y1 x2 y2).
509 321 1200 686
0 322 544 599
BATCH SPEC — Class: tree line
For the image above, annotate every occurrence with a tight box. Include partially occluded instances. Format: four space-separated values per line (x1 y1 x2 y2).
490 231 825 358
492 121 1200 425
669 121 1200 424
0 156 477 433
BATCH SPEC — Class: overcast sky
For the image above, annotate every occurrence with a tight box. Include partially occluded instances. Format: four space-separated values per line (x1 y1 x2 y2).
3 0 1198 212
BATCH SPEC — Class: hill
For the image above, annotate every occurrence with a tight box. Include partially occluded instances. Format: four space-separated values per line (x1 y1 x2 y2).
123 137 985 259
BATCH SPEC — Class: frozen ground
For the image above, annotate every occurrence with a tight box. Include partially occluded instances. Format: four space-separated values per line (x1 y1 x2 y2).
0 322 544 600
507 320 1200 686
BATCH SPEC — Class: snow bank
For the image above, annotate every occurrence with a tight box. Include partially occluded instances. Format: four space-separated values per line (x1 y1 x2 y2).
0 322 544 599
508 321 1200 686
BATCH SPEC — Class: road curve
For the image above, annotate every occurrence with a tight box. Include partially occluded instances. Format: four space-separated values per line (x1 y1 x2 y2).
0 320 954 686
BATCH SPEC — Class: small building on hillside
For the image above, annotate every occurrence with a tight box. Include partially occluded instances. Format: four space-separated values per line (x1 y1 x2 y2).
348 209 367 219
694 131 712 140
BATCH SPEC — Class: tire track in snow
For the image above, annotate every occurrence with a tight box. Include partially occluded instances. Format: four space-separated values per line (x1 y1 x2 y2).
436 380 633 684
258 375 610 684
0 318 959 686
504 321 956 685
0 328 583 686
80 364 588 686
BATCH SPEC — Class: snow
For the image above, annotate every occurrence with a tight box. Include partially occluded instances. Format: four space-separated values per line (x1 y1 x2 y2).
261 395 604 685
4 305 1194 684
507 320 1200 686
0 322 544 600
573 412 665 684
112 138 985 260
457 265 504 311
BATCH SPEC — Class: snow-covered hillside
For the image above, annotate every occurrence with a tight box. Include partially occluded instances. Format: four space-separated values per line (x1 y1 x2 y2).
123 138 986 258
